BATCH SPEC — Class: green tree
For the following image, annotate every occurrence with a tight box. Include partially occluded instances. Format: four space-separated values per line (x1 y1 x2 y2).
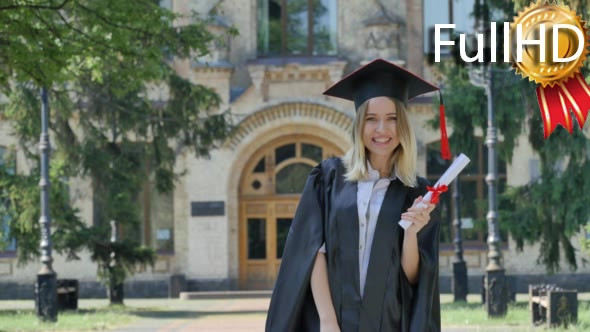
432 53 530 255
0 0 236 303
436 0 590 273
501 0 590 274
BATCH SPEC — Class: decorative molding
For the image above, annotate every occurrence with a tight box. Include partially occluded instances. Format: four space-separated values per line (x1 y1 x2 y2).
224 102 353 149
192 63 234 75
247 60 347 98
370 0 406 26
327 62 347 84
408 103 434 114
361 0 407 62
265 63 345 82
360 57 406 67
248 64 266 93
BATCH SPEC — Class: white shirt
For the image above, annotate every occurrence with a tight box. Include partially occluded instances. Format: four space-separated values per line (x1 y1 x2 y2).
318 161 397 297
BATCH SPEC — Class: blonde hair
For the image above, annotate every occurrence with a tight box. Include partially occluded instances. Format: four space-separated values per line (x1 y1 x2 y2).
342 97 418 187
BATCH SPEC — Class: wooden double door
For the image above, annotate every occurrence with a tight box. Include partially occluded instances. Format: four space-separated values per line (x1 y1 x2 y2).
239 198 298 289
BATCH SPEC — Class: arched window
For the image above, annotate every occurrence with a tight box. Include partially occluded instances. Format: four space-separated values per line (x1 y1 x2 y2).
427 140 507 248
242 138 341 196
257 0 338 56
276 163 313 194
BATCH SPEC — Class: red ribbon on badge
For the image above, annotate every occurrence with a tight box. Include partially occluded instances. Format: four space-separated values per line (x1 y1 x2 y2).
536 73 590 138
426 184 448 204
510 2 590 139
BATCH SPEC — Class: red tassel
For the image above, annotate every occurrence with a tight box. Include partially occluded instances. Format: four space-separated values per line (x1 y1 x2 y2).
439 93 451 160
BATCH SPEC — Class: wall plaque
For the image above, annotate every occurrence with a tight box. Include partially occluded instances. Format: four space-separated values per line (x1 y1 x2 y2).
191 201 225 216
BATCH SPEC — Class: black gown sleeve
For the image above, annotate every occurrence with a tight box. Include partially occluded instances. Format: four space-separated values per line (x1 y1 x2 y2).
404 177 442 332
265 161 327 332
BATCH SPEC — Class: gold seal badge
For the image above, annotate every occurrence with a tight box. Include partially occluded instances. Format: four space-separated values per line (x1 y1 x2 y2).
511 1 590 88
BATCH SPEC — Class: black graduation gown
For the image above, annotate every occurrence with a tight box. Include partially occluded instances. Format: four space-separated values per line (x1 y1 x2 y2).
265 157 441 332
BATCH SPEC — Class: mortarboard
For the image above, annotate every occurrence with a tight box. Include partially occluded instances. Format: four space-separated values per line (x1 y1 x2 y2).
323 58 451 160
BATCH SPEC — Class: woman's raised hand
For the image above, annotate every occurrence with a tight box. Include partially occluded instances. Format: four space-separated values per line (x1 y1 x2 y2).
401 195 435 234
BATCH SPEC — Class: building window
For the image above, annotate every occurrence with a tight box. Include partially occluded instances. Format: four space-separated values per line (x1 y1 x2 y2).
257 0 338 56
240 136 342 197
423 0 476 57
0 147 17 255
139 180 175 254
427 140 507 248
159 0 172 10
247 218 267 259
92 168 175 254
276 163 313 194
273 142 323 194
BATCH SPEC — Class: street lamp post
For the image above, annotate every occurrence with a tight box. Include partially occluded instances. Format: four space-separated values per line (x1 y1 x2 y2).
483 66 507 317
445 0 468 303
35 87 57 322
466 0 507 317
468 62 508 318
452 170 468 302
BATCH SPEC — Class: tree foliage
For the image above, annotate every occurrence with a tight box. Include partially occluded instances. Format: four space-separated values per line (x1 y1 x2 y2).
432 61 530 163
503 0 590 273
437 0 590 273
0 0 236 292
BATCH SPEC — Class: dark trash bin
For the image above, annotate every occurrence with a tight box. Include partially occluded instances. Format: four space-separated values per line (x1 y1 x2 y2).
169 274 186 298
56 279 78 311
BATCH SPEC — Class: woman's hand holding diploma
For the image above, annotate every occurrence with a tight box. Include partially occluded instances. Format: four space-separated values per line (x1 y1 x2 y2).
399 153 471 230
401 196 436 234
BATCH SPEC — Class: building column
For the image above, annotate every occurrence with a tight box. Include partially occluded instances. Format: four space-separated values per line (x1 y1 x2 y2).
406 0 425 74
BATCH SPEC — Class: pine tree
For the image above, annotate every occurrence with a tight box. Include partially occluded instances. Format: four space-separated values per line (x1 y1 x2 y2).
435 0 590 273
0 0 236 303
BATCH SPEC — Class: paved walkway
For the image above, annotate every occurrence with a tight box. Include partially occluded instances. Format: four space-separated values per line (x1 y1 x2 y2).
112 298 268 331
108 296 533 332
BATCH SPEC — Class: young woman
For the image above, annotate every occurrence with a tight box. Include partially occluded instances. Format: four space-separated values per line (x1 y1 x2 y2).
266 59 445 332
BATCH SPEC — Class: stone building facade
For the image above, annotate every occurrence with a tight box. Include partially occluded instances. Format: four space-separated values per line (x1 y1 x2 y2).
1 0 589 298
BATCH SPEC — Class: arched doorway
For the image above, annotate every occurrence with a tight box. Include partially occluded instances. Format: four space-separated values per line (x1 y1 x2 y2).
238 134 344 289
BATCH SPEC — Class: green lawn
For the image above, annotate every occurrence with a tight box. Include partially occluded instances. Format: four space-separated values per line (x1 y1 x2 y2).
0 305 137 331
0 296 588 331
441 295 590 331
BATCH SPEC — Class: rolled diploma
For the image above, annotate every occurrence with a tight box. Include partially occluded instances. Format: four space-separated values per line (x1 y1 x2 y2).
399 153 471 230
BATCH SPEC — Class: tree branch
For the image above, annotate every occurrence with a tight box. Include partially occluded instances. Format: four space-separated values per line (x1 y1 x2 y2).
0 0 70 11
74 1 150 35
30 7 63 39
55 10 139 57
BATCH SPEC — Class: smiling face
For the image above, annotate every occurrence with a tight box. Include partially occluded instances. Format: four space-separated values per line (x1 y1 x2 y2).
361 96 401 159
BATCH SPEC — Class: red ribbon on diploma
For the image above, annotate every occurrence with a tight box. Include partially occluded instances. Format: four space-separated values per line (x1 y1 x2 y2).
426 184 448 204
536 73 590 138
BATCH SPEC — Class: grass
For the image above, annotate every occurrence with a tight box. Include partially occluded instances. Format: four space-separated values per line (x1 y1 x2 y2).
0 296 589 331
0 305 137 332
441 295 590 331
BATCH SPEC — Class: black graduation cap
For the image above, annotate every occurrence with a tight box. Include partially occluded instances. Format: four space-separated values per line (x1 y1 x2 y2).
323 58 451 160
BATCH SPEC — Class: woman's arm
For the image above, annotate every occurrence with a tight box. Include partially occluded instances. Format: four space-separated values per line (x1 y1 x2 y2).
310 252 339 330
401 228 420 284
400 196 436 284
